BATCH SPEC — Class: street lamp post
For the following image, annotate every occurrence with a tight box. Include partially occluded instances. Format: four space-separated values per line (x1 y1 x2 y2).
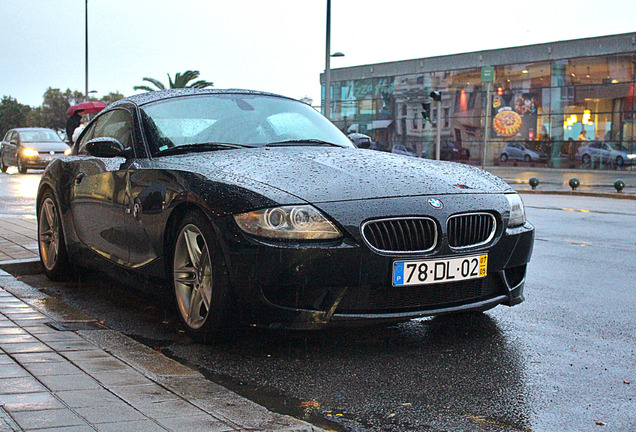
324 0 344 120
85 0 89 101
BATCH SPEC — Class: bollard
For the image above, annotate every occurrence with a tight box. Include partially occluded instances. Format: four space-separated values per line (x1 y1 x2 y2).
569 177 580 191
529 177 539 190
614 179 625 193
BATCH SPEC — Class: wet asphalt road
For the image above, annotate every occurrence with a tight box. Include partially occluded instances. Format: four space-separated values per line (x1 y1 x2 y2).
1 171 635 431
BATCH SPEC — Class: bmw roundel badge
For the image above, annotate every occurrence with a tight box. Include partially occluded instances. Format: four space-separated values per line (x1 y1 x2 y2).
427 198 443 209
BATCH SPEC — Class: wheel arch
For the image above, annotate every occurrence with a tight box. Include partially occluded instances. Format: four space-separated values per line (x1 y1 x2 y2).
162 201 232 282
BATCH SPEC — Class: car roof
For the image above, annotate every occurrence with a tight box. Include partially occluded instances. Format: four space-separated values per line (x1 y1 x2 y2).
110 88 297 109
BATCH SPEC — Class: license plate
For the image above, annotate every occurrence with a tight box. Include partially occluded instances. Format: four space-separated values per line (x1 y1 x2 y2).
393 254 488 286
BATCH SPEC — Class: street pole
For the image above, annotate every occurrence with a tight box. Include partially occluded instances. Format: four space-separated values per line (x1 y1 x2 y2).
324 0 331 119
436 99 441 160
85 0 88 101
482 81 492 170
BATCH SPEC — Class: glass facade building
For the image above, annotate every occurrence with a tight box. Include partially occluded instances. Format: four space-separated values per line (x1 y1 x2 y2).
321 33 636 170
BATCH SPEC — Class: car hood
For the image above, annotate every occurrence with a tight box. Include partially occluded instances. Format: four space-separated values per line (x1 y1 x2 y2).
156 147 512 203
21 142 69 151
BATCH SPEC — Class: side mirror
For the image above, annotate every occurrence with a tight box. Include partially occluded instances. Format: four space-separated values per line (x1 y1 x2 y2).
85 137 127 158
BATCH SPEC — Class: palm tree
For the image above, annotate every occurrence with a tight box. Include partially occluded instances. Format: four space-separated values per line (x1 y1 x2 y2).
133 70 213 92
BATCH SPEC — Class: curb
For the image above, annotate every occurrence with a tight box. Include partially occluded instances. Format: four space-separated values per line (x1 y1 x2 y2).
515 189 636 200
0 270 323 432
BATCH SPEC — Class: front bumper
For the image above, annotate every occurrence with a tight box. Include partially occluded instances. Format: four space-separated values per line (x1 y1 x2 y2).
217 194 535 329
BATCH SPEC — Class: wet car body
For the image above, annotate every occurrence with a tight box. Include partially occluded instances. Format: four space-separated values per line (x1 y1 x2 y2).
37 89 534 335
1 128 70 173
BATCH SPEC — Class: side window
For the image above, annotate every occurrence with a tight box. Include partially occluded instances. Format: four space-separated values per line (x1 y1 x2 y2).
77 110 133 155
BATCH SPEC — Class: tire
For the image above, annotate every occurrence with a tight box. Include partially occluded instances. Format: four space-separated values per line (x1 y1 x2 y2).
582 154 591 164
615 156 624 167
17 156 27 174
0 156 6 173
500 153 508 162
523 154 531 162
38 190 71 281
171 211 234 341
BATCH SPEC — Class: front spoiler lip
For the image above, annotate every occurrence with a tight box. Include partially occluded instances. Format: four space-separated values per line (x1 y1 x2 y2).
329 294 509 322
249 294 513 330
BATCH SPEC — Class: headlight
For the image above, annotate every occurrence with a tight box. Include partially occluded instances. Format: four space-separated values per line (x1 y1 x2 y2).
22 148 39 157
505 193 526 228
64 148 72 155
627 154 636 159
234 205 342 240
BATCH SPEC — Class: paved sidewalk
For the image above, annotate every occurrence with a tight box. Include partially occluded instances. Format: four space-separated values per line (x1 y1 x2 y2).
0 275 320 432
0 219 37 263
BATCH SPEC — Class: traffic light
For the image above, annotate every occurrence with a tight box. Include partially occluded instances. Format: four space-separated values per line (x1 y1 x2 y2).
430 91 442 101
421 102 431 121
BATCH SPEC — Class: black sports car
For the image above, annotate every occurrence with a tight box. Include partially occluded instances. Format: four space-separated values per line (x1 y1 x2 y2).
37 89 534 338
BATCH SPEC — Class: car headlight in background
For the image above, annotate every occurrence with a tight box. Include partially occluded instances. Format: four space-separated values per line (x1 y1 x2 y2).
505 193 526 227
234 205 342 240
64 148 72 155
22 148 39 157
628 154 636 159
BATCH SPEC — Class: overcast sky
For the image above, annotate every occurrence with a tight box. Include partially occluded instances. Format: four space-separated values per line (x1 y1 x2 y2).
1 0 635 108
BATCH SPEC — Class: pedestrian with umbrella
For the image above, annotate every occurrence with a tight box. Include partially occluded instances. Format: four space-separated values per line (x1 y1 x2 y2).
66 109 84 146
66 101 106 146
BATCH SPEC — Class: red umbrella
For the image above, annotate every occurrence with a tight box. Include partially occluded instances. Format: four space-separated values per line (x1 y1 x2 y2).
67 101 106 116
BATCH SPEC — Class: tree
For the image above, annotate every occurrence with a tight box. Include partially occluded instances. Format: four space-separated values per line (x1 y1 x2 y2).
99 92 125 106
133 70 213 92
0 96 31 134
24 88 86 130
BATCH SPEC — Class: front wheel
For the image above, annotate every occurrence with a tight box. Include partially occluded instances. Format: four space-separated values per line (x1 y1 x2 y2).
582 154 591 164
171 211 234 341
0 156 6 173
38 191 71 281
615 156 624 167
500 153 508 162
523 154 531 162
17 156 27 174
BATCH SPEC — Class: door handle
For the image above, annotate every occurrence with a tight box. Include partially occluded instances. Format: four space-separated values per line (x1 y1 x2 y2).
75 172 85 184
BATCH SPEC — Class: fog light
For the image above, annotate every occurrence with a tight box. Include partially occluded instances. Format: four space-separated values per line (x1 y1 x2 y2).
569 177 580 191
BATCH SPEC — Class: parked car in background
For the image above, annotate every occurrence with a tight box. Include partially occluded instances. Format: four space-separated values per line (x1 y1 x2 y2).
499 142 541 162
391 144 418 157
37 89 534 340
348 133 372 149
440 142 470 161
576 141 635 167
1 128 71 173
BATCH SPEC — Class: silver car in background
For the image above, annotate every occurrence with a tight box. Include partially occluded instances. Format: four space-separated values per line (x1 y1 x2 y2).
576 141 635 167
0 128 71 174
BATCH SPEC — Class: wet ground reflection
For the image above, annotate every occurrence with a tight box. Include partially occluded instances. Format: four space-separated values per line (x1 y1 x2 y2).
20 270 533 432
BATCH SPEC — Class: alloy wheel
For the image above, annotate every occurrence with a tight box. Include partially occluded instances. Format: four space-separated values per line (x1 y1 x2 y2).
173 224 213 330
39 197 60 271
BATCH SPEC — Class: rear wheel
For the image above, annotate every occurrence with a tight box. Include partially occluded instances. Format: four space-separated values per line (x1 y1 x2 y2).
0 156 6 173
38 191 70 281
17 156 27 174
171 211 234 341
582 154 591 164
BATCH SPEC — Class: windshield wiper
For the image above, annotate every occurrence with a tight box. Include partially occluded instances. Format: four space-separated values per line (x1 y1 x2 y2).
155 142 250 157
265 139 344 147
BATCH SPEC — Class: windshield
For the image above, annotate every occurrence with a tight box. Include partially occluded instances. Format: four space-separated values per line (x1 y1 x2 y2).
19 130 62 143
140 94 354 156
